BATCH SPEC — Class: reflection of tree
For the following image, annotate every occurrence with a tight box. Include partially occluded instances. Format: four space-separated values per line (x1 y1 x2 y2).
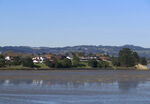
25 80 33 84
118 81 140 91
10 80 21 85
0 79 102 89
0 80 5 85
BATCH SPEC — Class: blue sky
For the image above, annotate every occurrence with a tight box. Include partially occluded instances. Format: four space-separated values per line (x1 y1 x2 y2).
0 0 150 47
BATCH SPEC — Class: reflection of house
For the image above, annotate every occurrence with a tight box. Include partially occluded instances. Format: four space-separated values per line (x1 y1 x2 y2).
32 57 44 63
32 80 43 86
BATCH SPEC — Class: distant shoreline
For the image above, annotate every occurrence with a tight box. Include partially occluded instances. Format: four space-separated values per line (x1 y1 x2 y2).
0 67 149 71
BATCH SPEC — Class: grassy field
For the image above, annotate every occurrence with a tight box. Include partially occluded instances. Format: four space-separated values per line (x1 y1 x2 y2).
34 63 49 69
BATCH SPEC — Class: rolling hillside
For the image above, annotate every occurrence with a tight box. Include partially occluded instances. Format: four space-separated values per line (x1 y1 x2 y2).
0 45 150 58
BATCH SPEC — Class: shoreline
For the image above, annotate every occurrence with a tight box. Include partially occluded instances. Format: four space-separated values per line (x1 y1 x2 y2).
0 67 149 71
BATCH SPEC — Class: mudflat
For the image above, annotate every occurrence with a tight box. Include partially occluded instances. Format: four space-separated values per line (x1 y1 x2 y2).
0 70 150 82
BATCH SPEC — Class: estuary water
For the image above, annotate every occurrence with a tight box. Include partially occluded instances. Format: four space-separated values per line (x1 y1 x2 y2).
0 70 150 104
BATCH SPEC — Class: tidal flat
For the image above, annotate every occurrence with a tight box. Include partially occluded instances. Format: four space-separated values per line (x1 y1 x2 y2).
0 70 150 104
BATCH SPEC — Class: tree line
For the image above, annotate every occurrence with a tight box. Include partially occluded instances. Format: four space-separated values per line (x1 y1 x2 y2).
112 48 147 67
0 48 148 69
0 55 34 68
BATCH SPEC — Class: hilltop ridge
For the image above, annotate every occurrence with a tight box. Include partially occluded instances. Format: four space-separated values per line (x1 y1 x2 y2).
0 45 150 58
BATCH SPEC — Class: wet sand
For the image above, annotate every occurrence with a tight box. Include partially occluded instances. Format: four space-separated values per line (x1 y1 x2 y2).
0 70 150 82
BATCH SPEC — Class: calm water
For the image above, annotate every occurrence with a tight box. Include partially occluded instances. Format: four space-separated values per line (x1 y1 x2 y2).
0 70 150 104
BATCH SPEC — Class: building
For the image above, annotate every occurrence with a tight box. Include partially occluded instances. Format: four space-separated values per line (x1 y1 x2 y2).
44 54 55 61
5 56 13 61
79 56 97 61
66 56 73 60
100 56 111 61
32 57 44 63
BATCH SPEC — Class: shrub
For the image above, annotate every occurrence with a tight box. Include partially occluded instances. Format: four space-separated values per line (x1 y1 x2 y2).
0 55 5 67
44 60 55 68
22 57 34 68
140 57 147 65
12 56 22 65
61 58 72 68
72 56 80 67
0 58 5 67
88 59 98 67
98 61 110 68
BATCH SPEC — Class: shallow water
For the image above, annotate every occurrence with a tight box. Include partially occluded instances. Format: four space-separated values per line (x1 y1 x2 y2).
0 70 150 104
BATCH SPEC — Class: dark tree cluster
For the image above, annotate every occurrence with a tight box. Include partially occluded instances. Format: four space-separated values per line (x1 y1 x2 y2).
0 54 34 68
22 57 34 68
72 56 80 67
140 57 147 65
112 48 147 67
88 59 110 68
0 55 6 67
45 58 72 68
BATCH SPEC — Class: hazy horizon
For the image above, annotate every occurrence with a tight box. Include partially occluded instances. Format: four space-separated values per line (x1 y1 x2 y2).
0 0 150 47
0 44 149 49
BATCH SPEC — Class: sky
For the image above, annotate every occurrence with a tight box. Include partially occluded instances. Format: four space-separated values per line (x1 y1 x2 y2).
0 0 150 47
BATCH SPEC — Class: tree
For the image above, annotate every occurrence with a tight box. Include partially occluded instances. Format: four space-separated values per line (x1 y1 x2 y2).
22 57 34 67
88 53 95 57
54 60 62 68
133 52 140 64
0 55 5 67
13 56 22 65
88 59 97 67
112 57 120 66
6 60 12 66
65 53 69 56
44 60 55 68
140 57 147 65
72 56 80 67
98 61 110 68
96 52 102 57
45 59 72 68
61 58 72 68
70 52 76 57
78 52 85 57
119 48 138 67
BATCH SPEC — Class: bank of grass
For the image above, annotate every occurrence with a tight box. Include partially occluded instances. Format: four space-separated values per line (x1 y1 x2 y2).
0 65 31 70
77 61 91 68
0 63 148 70
34 63 49 69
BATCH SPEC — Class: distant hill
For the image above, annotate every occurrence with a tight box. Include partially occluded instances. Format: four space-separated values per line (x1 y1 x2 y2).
0 45 150 58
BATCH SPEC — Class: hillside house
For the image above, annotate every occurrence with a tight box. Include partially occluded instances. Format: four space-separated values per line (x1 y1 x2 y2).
66 56 73 60
79 56 97 61
100 56 111 61
32 57 44 63
44 54 55 61
5 56 13 61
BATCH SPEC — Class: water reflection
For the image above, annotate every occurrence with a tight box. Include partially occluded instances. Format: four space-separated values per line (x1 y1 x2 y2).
118 81 139 91
0 79 144 92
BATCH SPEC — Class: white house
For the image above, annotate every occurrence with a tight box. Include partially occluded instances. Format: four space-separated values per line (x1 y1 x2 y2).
66 56 73 60
5 56 12 61
32 57 44 63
